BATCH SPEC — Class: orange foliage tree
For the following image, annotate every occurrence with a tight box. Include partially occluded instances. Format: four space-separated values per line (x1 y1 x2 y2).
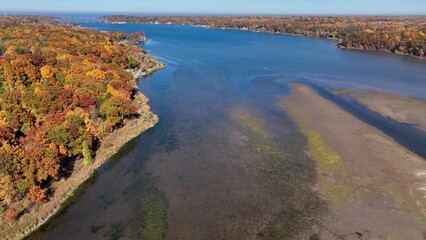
0 16 157 220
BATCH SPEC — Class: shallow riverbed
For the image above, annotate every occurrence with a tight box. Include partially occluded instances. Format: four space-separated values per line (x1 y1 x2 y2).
29 22 426 239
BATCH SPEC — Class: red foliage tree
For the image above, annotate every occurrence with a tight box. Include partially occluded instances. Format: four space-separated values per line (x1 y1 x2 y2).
27 185 47 203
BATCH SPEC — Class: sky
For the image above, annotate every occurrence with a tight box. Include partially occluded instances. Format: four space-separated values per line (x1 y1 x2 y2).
1 0 426 15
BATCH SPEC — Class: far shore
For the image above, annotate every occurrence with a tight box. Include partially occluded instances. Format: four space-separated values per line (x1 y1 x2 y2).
102 19 425 60
0 66 162 240
283 83 426 239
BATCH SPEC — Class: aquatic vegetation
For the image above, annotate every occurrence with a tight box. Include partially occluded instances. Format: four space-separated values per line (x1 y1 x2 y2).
287 111 359 203
307 131 347 173
236 111 309 187
125 174 168 240
98 195 117 210
264 202 318 240
157 133 180 153
139 187 168 240
90 224 104 234
235 110 326 238
106 223 124 240
237 113 268 138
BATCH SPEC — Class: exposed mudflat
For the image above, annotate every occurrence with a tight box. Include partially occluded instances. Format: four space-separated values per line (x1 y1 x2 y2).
343 89 426 132
283 84 426 239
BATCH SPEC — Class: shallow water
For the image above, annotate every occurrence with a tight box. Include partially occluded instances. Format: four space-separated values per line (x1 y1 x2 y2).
29 23 426 239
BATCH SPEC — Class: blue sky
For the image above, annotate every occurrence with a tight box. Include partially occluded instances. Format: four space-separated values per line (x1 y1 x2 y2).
1 0 426 15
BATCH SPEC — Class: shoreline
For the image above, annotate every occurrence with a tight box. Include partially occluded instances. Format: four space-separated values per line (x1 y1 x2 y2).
185 25 426 59
103 20 425 59
131 61 166 79
0 67 162 240
283 83 426 239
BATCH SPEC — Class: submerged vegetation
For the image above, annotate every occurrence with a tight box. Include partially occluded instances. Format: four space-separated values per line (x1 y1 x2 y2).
125 174 168 240
287 109 359 202
0 16 160 229
286 110 359 203
235 110 326 239
102 15 426 57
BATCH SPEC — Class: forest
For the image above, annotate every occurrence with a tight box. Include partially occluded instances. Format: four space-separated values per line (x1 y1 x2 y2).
102 16 426 57
0 16 157 222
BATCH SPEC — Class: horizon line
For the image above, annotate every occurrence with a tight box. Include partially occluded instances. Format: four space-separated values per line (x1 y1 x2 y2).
1 10 426 17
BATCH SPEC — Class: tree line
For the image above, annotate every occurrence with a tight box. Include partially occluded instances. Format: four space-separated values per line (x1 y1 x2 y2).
102 16 426 57
0 16 156 221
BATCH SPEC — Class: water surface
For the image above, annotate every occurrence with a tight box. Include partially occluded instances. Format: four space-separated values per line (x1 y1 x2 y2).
30 22 426 239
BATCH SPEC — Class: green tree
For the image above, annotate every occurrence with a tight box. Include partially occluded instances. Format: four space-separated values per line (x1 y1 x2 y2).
82 141 93 166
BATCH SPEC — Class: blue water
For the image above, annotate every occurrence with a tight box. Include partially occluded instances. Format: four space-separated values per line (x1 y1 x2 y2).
85 22 426 98
30 22 426 239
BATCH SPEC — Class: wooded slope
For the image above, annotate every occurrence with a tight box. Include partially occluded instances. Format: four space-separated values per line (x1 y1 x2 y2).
0 16 156 221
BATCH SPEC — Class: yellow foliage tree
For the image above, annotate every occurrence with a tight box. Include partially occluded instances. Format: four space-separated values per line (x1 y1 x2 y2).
0 175 16 206
86 69 106 80
107 84 127 98
5 46 17 56
59 145 67 155
40 65 55 79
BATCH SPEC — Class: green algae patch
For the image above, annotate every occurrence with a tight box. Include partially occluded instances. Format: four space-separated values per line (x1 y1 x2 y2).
237 113 269 138
254 142 307 187
107 223 125 240
235 109 315 189
287 111 358 203
256 143 284 162
139 187 168 240
307 131 347 173
125 174 168 240
232 108 327 238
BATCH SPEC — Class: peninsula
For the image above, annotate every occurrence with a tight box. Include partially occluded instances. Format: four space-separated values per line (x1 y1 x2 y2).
0 16 163 239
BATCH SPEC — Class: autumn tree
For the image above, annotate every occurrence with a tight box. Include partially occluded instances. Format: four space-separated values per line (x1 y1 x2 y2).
82 141 93 166
99 96 137 128
0 16 155 221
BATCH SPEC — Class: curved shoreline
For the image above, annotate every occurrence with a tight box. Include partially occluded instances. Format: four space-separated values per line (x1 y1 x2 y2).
179 25 425 59
102 20 425 59
0 73 161 240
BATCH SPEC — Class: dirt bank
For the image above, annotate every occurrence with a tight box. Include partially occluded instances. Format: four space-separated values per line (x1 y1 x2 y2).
283 84 426 239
